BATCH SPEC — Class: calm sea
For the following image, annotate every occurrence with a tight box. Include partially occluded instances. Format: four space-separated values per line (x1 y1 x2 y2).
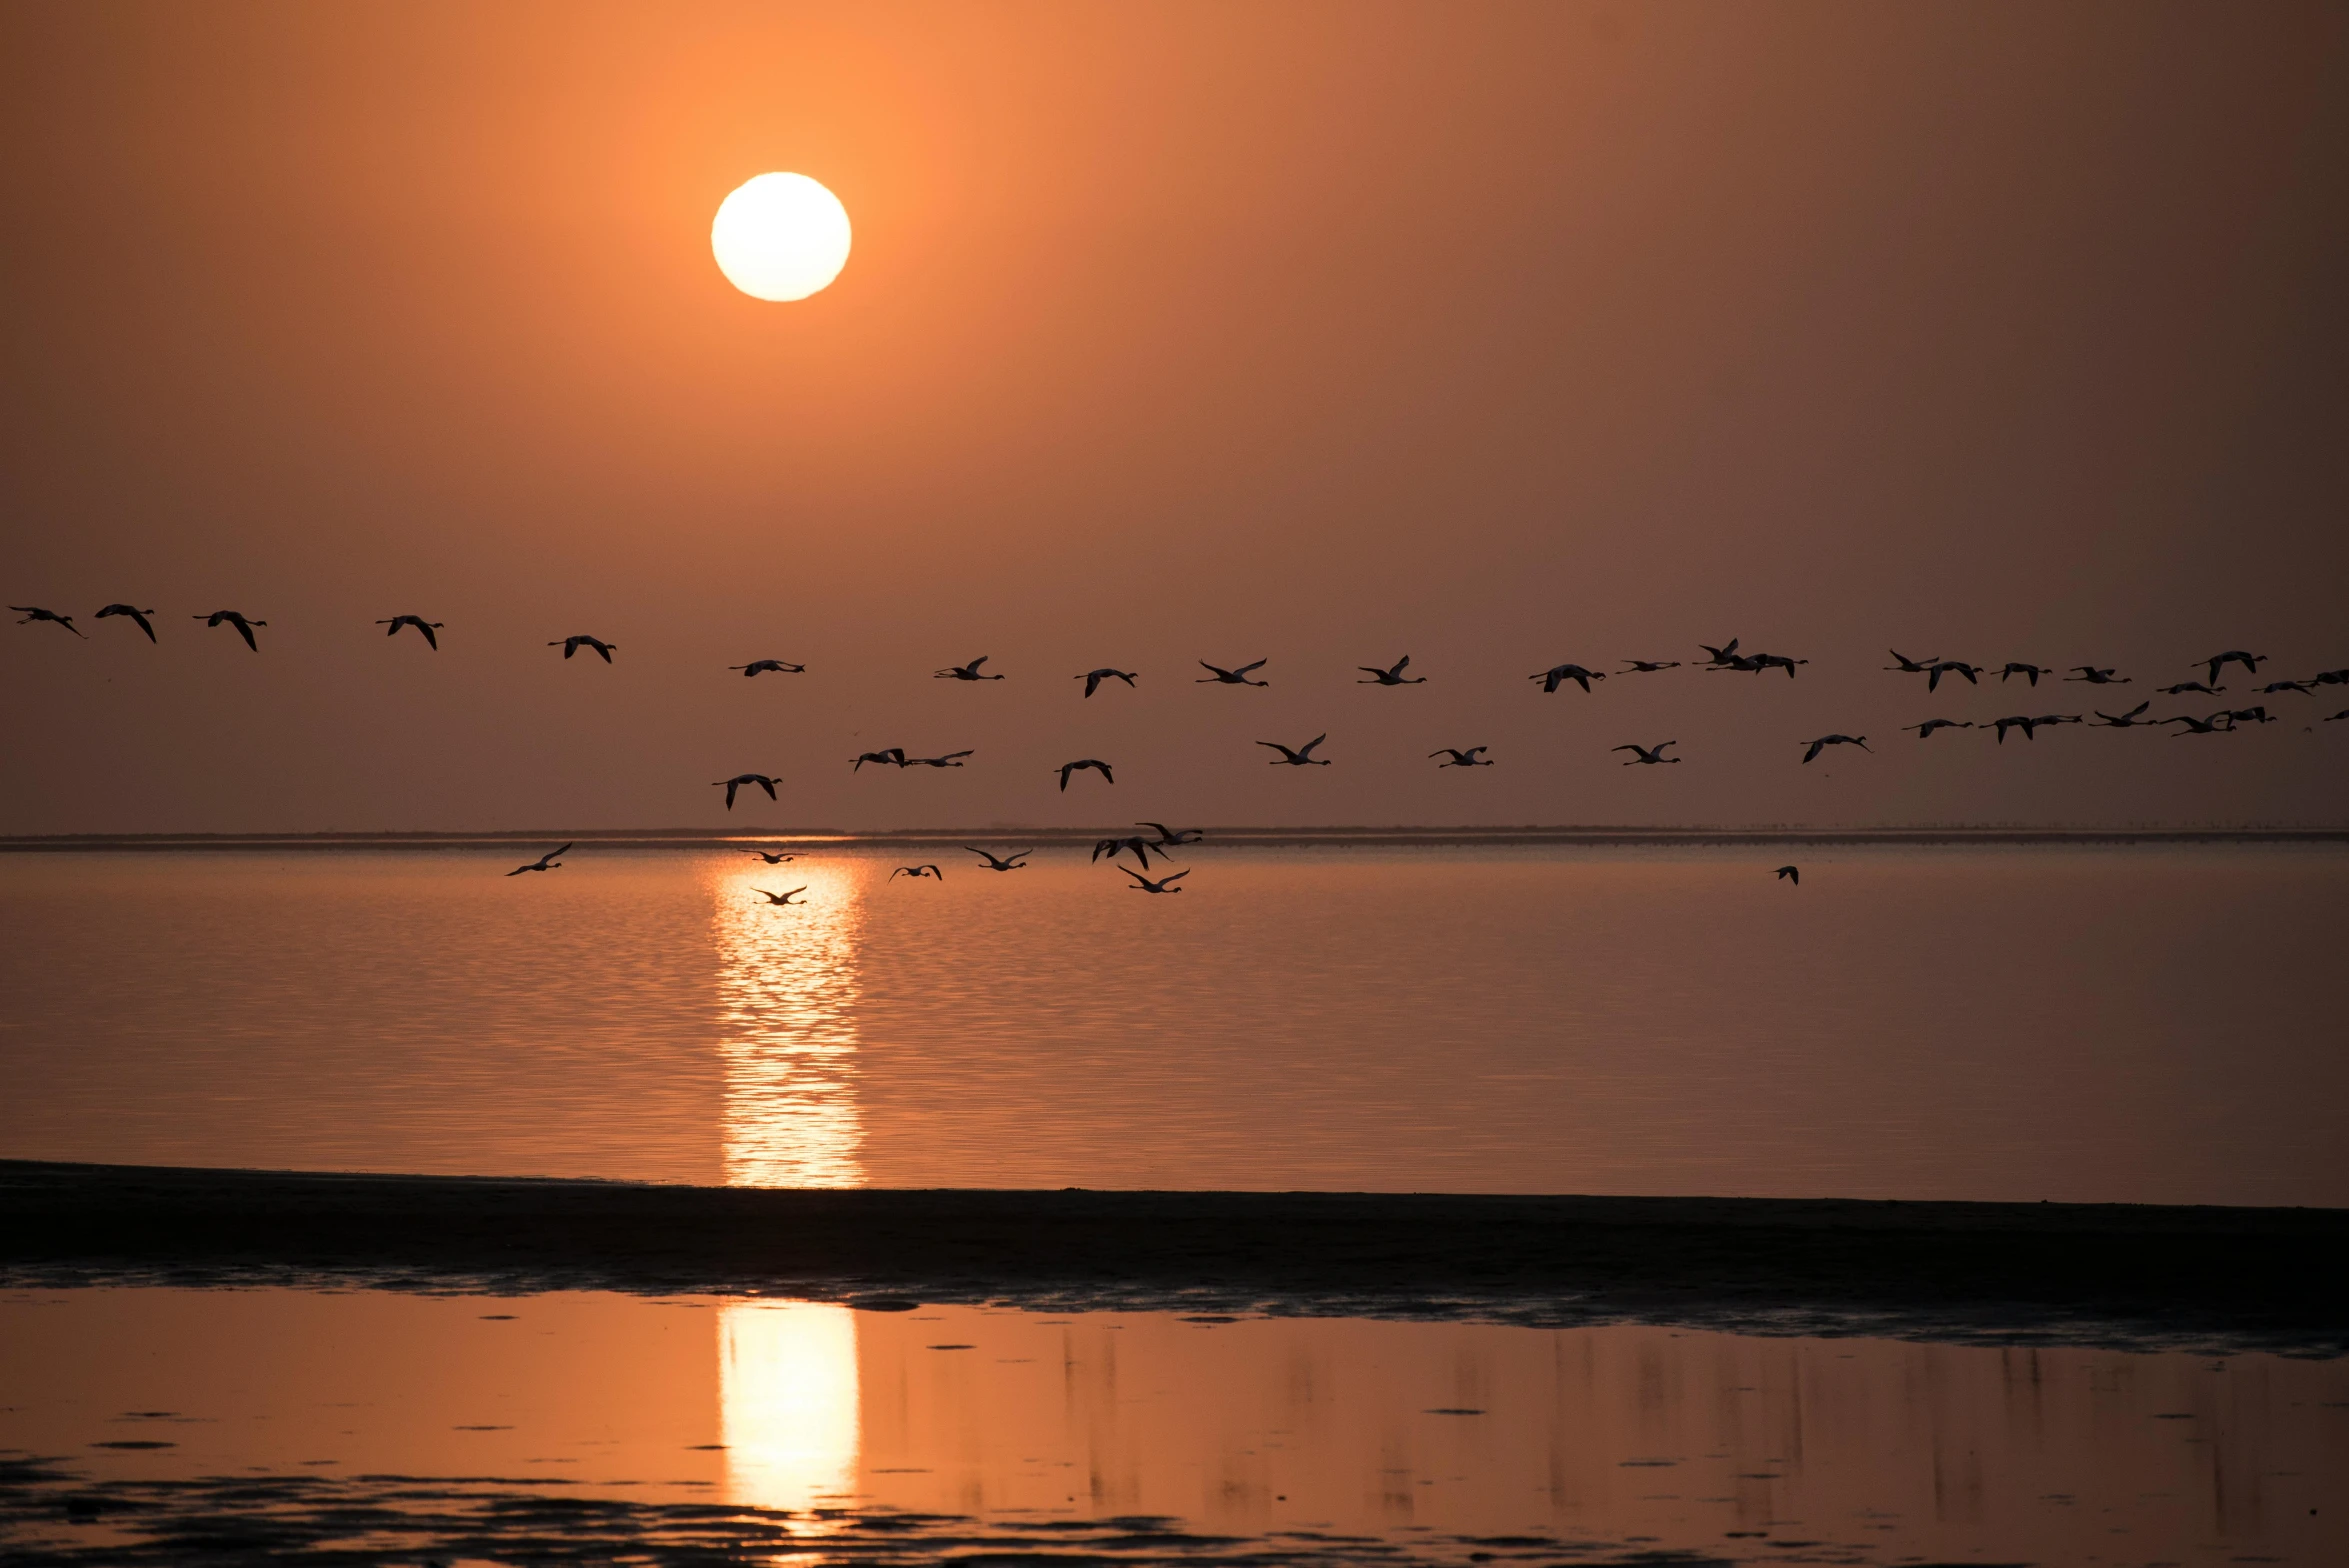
3 841 2343 1203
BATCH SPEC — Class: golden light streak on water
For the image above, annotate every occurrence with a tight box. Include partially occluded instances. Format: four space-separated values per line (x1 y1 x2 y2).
709 859 865 1188
717 1300 862 1517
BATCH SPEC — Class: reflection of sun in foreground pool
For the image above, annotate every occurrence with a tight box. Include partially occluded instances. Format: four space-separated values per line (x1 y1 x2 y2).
719 1300 860 1513
709 860 864 1187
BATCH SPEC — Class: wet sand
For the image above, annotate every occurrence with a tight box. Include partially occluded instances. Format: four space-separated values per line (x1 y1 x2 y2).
3 1159 2340 1354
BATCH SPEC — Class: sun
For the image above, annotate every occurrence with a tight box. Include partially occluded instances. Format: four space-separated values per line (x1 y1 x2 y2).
711 173 852 302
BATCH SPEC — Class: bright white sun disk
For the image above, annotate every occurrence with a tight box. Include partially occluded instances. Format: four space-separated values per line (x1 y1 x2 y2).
711 173 852 302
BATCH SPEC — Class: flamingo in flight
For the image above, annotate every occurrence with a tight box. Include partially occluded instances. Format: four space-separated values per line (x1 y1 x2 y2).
903 751 974 768
1358 656 1426 686
1122 867 1189 894
852 748 907 771
1057 759 1113 790
1613 742 1680 765
551 635 615 662
1137 822 1204 847
1093 835 1165 870
507 843 571 876
1906 719 1972 738
731 659 805 676
1259 734 1332 765
744 850 796 864
1801 734 1869 763
11 606 83 637
1775 865 1800 885
1530 663 1606 693
889 864 945 881
1198 659 1270 686
95 604 158 641
1430 747 1492 767
1078 668 1137 697
752 887 807 906
1620 659 1681 673
377 615 443 648
196 610 267 650
713 773 780 809
964 847 1033 871
2200 651 2266 686
936 656 1003 681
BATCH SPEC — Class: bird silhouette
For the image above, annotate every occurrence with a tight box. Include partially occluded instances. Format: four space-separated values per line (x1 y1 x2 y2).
1530 663 1606 693
1697 640 1742 667
1613 741 1680 765
744 850 796 864
2201 650 2266 686
506 843 571 876
94 604 157 641
1750 653 1808 678
1775 865 1799 885
1357 655 1426 686
903 750 974 768
752 887 807 905
1121 866 1189 894
2259 679 2318 697
377 615 443 648
2066 665 2129 684
1905 719 1973 738
889 864 945 881
2313 669 2349 687
1925 660 1982 692
2327 709 2349 723
1136 822 1204 847
1987 715 2044 743
1884 650 1939 674
1801 734 1869 763
196 610 267 650
2160 681 2225 696
935 656 1003 681
730 659 805 676
1057 758 1114 790
2224 706 2274 726
852 748 907 770
1077 667 1137 698
713 773 780 809
1998 662 2051 686
964 847 1033 871
1429 747 1492 767
2161 711 2233 735
1619 659 1681 673
11 606 84 637
1092 835 1165 869
1259 734 1332 765
1709 652 1767 672
2091 702 2153 727
550 635 614 662
1198 659 1270 686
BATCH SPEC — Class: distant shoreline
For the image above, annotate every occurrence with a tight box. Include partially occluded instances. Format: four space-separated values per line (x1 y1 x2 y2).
5 825 2346 852
3 1159 2341 1356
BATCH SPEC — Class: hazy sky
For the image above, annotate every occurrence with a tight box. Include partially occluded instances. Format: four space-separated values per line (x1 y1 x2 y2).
5 0 2345 833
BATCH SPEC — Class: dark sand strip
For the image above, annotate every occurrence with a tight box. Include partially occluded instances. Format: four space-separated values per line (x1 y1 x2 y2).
3 1160 2341 1354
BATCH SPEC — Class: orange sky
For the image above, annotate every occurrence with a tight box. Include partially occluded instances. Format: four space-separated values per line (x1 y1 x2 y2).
4 0 2345 832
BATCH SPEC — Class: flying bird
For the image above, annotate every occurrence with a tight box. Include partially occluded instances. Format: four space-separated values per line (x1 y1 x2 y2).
889 864 945 881
2201 650 2266 686
196 610 267 650
1986 715 2042 743
713 773 780 809
1925 660 1982 692
1259 734 1332 765
2224 706 2274 726
751 887 807 906
1057 758 1114 790
2162 711 2233 736
1429 747 1492 767
1613 741 1680 765
935 656 1003 681
1998 662 2052 686
852 748 907 771
1198 658 1270 686
903 750 974 768
377 615 443 648
730 659 805 676
506 843 571 876
1092 835 1164 869
1883 650 1938 674
964 847 1033 871
1697 640 1743 667
2312 669 2349 687
1751 653 1808 678
2259 679 2319 697
1136 822 1204 847
550 635 615 662
1121 867 1189 894
10 606 84 637
1800 734 1869 763
1774 865 1799 885
1530 663 1606 693
2327 709 2349 722
2066 665 2129 684
1089 830 1165 868
1357 655 1426 686
2091 702 2153 728
1620 659 1681 673
1905 719 1972 738
744 850 796 864
2160 681 2225 696
94 604 158 641
1077 667 1137 698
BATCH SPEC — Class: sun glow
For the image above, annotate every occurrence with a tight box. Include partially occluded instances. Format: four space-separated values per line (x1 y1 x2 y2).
711 173 852 301
710 859 865 1187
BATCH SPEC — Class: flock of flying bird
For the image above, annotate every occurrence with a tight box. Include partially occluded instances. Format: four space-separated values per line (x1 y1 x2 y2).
16 603 2344 898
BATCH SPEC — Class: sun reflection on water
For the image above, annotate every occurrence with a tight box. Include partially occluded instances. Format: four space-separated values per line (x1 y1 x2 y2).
709 860 865 1188
719 1299 861 1515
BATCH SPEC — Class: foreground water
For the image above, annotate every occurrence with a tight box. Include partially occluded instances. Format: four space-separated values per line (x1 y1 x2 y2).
1 1285 2341 1566
3 843 2345 1201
